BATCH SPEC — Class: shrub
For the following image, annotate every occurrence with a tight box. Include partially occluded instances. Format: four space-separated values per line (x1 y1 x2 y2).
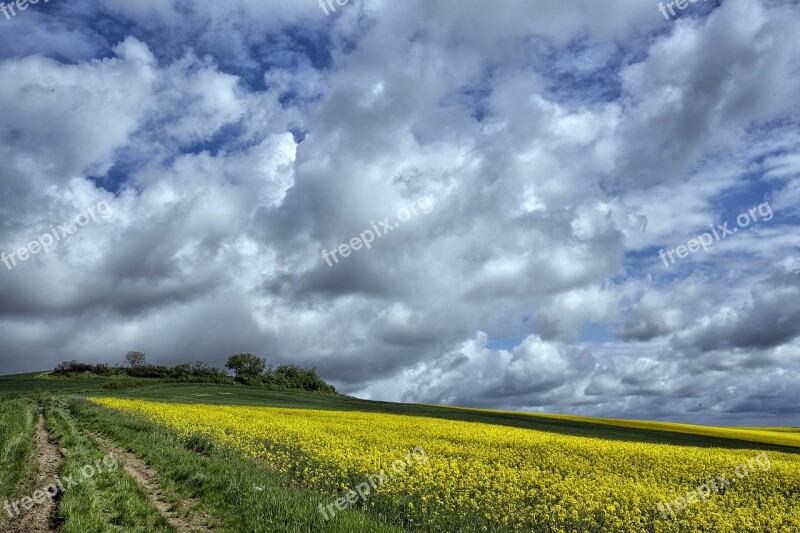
54 360 95 375
262 364 336 393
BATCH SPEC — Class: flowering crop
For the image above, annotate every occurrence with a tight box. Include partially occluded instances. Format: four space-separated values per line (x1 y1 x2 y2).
89 398 800 532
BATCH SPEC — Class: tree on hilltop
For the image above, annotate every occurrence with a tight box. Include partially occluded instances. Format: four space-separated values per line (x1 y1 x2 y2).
124 351 147 368
225 353 266 380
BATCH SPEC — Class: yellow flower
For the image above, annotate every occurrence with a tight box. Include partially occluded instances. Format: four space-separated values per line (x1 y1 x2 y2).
89 397 800 532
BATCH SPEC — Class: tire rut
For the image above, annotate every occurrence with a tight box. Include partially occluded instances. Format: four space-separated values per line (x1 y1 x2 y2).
4 413 64 533
83 430 216 532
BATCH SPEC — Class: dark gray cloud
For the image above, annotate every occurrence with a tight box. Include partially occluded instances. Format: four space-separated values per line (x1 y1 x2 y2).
671 259 800 353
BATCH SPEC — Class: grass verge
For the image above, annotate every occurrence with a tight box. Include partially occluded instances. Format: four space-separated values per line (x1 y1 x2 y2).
0 395 38 528
65 396 404 533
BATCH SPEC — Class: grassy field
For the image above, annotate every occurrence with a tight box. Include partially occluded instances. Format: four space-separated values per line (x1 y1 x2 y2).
1 372 799 532
0 395 38 521
0 372 123 394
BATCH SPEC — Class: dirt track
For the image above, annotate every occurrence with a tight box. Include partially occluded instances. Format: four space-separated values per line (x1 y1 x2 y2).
4 414 63 533
85 430 215 532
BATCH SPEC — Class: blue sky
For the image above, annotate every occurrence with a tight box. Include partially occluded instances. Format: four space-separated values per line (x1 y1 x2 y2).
1 0 799 425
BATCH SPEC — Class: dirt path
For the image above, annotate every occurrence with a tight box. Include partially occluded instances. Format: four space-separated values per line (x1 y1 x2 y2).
5 414 64 533
84 430 215 532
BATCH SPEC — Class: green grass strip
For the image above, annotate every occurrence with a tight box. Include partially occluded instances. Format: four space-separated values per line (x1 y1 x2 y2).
0 395 38 528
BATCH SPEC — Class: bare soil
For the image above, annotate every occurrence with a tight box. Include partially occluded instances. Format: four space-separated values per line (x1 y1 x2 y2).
5 414 64 533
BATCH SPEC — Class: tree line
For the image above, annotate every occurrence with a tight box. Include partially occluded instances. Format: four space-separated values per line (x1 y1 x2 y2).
53 352 337 394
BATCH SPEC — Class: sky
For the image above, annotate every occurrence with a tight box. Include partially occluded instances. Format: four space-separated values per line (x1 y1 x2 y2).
0 0 799 425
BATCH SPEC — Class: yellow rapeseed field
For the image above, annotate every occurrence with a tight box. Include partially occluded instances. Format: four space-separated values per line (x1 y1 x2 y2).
90 398 800 532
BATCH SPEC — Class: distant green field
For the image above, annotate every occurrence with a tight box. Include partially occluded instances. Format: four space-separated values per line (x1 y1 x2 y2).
0 371 122 394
